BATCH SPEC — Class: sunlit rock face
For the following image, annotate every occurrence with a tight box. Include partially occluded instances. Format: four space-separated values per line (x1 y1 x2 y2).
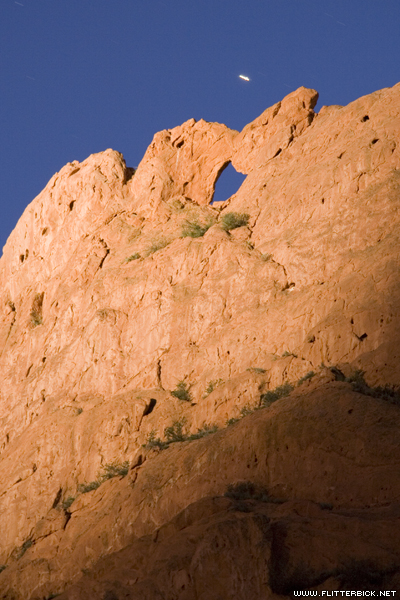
0 82 400 598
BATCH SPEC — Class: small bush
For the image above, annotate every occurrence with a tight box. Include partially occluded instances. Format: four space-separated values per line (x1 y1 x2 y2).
345 370 400 406
164 420 187 443
224 482 282 504
31 313 42 327
203 378 224 397
226 417 240 426
0 565 7 574
144 421 219 450
247 367 266 374
261 253 273 262
171 381 192 402
319 502 333 510
260 382 294 407
125 253 141 262
144 430 169 450
146 238 169 256
30 292 44 327
240 405 256 417
220 212 250 231
164 420 218 443
181 219 213 238
17 538 33 559
282 350 297 358
62 496 76 511
333 368 400 406
78 461 130 494
102 461 129 479
297 371 315 386
345 369 373 393
78 480 102 494
187 423 218 441
371 386 400 405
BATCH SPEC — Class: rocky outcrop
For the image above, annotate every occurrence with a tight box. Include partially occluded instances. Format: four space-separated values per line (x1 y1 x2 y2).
0 83 400 598
54 497 400 599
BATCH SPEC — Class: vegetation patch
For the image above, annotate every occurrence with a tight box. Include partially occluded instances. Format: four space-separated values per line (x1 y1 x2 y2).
171 381 192 402
203 378 224 397
319 502 333 510
145 378 301 452
30 292 44 327
16 538 33 559
227 404 260 421
261 253 273 261
227 381 297 425
333 368 400 406
144 420 219 450
187 423 219 440
181 218 213 238
145 237 169 256
220 212 250 231
260 382 294 407
297 371 316 386
102 462 130 479
77 480 102 494
61 496 76 511
226 417 240 426
164 420 187 443
0 565 7 574
125 252 141 262
78 461 130 495
144 368 400 469
240 405 255 417
144 430 169 451
224 482 284 511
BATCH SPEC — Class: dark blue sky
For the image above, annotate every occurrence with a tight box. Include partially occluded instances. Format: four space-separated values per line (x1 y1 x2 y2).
1 0 399 252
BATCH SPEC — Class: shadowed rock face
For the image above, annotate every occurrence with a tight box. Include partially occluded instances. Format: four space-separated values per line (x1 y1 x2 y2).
0 83 400 598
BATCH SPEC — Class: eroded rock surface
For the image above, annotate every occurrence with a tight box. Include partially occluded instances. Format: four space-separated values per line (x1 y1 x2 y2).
54 497 400 599
0 83 400 598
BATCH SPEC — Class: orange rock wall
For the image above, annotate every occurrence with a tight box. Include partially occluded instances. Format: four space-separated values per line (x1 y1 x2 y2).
0 83 400 598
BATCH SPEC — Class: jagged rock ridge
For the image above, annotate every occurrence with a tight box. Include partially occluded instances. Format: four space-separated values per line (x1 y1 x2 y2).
0 83 399 598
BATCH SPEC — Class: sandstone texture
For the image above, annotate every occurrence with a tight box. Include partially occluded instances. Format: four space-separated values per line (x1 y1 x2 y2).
0 83 400 598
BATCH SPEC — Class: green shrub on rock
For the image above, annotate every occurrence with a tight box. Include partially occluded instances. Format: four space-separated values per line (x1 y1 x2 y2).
220 212 250 231
181 218 213 238
260 382 294 406
171 381 192 402
125 253 141 262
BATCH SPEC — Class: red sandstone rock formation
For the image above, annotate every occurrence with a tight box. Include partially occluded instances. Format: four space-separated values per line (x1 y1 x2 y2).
0 83 400 598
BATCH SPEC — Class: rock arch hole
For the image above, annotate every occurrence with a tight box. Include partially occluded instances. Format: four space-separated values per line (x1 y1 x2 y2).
211 162 246 204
